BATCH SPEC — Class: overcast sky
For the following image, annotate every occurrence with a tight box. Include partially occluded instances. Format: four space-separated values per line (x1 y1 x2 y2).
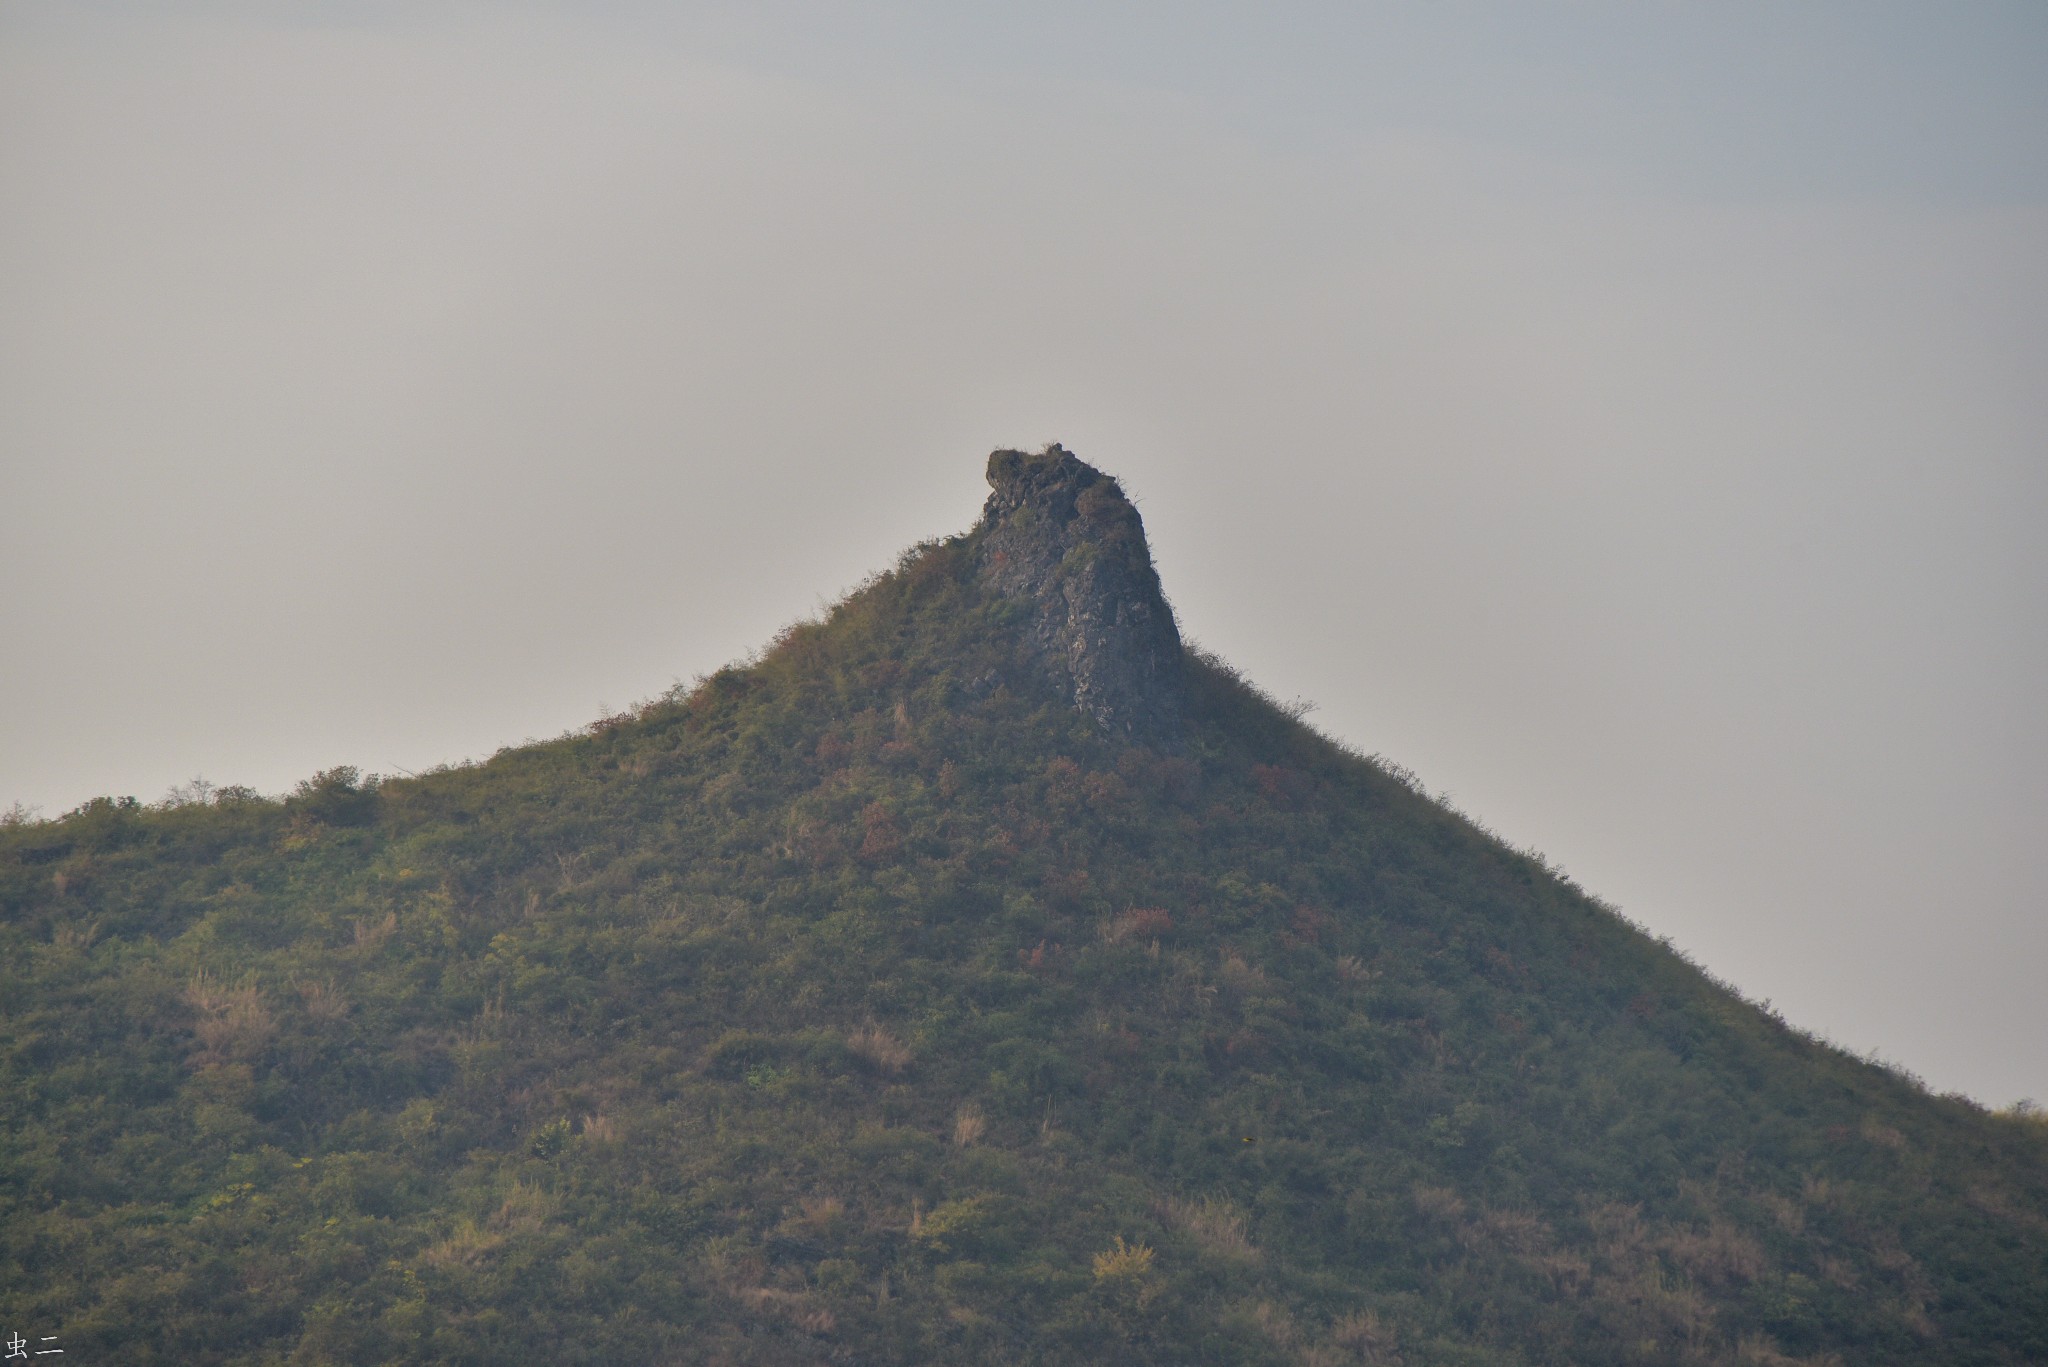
3 3 2043 1107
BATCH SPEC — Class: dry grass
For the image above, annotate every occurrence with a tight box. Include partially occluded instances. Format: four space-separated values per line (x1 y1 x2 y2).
410 1186 546 1273
846 1022 911 1074
1218 951 1268 993
1246 1299 1296 1348
422 1219 505 1270
464 992 507 1044
736 1287 836 1335
1964 1181 2048 1233
1531 1251 1592 1297
351 909 397 953
184 973 275 1067
798 1195 845 1232
1662 1221 1765 1287
723 1260 836 1336
1815 1254 1860 1290
1412 1185 1466 1223
1103 907 1173 945
51 920 99 950
1586 1200 1649 1264
1757 1190 1804 1235
1736 1335 1843 1366
491 1181 557 1236
295 977 350 1021
579 1112 618 1143
952 1104 987 1148
1454 1208 1549 1256
1331 1309 1402 1364
1334 954 1378 986
1159 1194 1258 1262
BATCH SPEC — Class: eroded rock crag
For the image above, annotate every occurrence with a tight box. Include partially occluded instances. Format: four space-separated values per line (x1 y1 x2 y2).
975 445 1186 744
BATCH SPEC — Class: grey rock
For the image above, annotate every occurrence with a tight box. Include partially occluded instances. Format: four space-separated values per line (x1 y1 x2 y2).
975 445 1186 744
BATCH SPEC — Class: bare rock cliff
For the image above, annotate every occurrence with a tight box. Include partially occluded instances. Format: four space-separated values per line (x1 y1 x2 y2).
975 445 1186 744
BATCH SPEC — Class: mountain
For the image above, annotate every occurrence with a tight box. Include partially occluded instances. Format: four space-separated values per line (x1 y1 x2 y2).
3 446 2044 1366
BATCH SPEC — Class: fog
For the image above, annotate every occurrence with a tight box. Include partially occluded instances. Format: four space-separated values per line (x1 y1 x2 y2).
3 3 2044 1104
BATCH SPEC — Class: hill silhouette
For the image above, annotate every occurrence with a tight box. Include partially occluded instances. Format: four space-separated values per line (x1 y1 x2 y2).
3 447 2044 1365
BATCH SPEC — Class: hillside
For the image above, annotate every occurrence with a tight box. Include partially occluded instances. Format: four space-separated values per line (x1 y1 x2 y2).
3 447 2044 1366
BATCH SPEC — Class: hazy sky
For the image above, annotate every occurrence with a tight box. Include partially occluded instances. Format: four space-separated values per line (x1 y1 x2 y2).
3 3 2043 1106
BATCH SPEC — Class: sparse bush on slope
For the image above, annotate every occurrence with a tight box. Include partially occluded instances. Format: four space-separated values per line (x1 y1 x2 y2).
3 526 2045 1366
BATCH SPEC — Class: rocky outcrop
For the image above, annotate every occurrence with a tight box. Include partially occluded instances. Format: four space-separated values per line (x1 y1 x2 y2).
975 445 1186 743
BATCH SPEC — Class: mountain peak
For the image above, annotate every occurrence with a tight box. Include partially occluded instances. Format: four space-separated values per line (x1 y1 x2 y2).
10 441 2047 1365
976 445 1185 743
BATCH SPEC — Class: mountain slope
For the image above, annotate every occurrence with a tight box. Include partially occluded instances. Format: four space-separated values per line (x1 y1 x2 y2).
3 448 2044 1366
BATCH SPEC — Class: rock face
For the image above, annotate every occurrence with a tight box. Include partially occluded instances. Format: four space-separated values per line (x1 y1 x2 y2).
976 445 1186 743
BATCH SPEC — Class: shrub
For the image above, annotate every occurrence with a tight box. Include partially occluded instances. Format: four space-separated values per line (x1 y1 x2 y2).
288 766 380 827
1091 1235 1156 1284
913 1197 995 1257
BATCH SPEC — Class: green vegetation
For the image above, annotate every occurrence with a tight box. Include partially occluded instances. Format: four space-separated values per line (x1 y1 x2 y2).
3 533 2045 1364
